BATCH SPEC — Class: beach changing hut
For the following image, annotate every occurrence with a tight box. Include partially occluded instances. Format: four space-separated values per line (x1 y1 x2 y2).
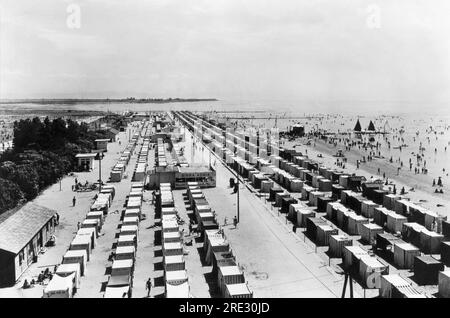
224 283 253 298
393 242 421 269
62 250 87 276
43 273 76 298
218 265 245 296
69 235 92 261
56 263 81 289
164 255 185 271
115 246 135 261
438 270 450 298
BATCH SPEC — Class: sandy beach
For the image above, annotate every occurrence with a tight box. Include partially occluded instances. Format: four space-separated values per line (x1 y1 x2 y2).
211 111 450 218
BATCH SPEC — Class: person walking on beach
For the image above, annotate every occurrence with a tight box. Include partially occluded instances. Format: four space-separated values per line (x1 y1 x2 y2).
151 190 156 205
233 216 238 229
146 278 152 297
233 182 238 194
72 196 76 207
77 222 81 230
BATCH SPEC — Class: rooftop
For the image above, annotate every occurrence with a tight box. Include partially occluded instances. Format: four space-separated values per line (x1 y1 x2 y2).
0 203 57 254
178 165 213 174
108 128 120 135
75 153 97 158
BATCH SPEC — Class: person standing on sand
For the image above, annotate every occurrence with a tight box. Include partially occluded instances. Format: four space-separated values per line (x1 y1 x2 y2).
72 196 76 207
146 278 152 297
233 216 238 229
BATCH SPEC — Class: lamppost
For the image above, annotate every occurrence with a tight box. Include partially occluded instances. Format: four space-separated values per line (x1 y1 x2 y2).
95 151 105 192
209 149 211 169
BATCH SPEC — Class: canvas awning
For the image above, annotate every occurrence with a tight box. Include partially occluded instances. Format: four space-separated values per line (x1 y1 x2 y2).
104 286 130 298
107 274 130 287
166 281 189 298
43 273 75 298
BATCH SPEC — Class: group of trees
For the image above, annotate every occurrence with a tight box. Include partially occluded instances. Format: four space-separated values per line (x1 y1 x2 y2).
0 116 112 215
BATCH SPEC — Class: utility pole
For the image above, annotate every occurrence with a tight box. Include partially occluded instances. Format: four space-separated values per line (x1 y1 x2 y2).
341 272 354 298
97 151 104 192
191 135 194 163
237 176 240 223
99 154 102 192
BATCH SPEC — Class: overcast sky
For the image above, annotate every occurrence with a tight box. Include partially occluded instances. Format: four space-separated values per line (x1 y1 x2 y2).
1 0 449 107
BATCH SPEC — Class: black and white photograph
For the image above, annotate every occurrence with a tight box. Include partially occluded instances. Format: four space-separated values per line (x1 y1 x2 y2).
0 0 450 303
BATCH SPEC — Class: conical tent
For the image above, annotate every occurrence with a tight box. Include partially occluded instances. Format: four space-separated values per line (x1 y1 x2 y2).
354 119 362 132
368 120 376 131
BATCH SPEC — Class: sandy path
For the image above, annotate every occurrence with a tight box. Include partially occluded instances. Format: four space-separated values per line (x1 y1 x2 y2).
0 129 140 297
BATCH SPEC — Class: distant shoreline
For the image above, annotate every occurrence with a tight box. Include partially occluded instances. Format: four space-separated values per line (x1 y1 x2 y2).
0 98 218 105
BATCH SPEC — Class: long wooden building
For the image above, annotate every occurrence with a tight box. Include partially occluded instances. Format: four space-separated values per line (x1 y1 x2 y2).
0 203 57 287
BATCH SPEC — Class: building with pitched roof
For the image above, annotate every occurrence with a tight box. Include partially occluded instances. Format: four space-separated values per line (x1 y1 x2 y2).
0 203 57 287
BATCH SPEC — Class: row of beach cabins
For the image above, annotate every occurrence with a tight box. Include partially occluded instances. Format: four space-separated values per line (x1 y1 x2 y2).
104 124 147 297
42 122 143 298
103 180 144 298
156 137 188 168
132 122 152 182
226 149 450 298
174 111 450 298
185 183 253 298
159 183 190 297
109 121 150 183
42 183 116 298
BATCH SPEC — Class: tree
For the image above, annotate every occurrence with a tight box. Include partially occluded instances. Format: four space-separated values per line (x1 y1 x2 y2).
37 117 52 149
0 114 127 216
13 118 42 150
50 117 68 149
0 177 25 213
